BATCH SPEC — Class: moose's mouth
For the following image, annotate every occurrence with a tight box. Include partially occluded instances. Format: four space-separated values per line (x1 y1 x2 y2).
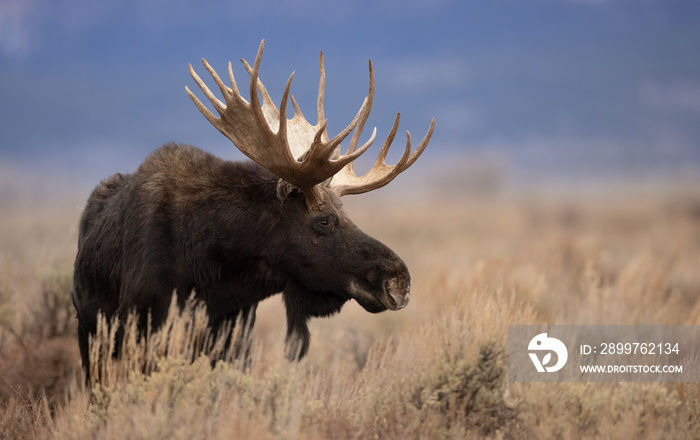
347 278 410 313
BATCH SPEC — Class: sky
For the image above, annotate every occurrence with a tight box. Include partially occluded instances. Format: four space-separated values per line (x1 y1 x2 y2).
1 0 699 189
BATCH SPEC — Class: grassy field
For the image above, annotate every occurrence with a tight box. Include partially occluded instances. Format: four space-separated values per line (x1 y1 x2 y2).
1 173 699 439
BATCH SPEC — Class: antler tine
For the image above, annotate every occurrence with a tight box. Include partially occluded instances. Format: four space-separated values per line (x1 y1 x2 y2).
240 57 282 122
185 83 218 128
202 59 233 104
402 116 435 170
346 60 375 157
277 72 295 150
373 113 402 168
291 96 304 120
333 59 377 179
186 63 226 118
247 40 274 139
317 52 326 131
227 62 240 98
304 57 377 169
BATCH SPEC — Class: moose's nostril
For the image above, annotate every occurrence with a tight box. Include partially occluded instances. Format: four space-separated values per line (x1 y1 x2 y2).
384 278 410 310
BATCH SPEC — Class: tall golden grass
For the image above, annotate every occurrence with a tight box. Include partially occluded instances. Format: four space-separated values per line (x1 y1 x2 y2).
1 176 699 438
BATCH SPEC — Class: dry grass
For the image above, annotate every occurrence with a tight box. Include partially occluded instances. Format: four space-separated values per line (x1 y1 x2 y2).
1 173 700 439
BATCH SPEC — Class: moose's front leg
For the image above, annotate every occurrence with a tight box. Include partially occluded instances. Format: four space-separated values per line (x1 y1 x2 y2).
282 281 348 361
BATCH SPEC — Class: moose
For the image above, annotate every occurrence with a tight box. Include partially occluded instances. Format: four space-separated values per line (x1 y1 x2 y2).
72 40 434 379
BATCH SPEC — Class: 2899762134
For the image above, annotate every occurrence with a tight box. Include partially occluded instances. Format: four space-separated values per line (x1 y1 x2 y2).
586 342 681 355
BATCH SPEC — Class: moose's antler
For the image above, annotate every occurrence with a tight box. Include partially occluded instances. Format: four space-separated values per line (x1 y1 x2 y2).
186 39 434 208
330 112 435 196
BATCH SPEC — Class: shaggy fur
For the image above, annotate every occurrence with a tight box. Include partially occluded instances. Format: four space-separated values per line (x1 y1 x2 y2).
73 143 409 380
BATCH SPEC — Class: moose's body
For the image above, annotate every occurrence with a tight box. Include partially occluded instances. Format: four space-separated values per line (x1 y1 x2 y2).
73 144 269 371
72 143 410 378
72 40 433 382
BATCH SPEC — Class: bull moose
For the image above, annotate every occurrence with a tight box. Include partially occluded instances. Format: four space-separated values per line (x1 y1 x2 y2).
72 40 434 380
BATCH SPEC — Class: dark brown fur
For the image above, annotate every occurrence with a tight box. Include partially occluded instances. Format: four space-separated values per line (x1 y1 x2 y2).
73 143 410 381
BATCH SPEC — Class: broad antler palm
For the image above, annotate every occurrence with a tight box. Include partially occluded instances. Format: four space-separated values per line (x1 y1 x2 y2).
186 39 435 208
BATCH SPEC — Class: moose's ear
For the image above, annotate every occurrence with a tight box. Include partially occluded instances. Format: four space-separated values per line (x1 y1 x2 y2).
276 179 300 203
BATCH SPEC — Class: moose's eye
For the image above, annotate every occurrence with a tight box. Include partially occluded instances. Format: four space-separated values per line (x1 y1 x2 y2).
312 215 335 233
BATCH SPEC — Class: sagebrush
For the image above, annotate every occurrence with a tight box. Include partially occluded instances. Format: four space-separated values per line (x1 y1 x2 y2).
1 182 699 439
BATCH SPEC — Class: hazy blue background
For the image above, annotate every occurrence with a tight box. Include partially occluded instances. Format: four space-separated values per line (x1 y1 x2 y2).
1 0 699 191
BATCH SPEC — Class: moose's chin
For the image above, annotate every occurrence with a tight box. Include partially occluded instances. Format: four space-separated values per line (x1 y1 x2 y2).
351 299 386 314
356 298 388 314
